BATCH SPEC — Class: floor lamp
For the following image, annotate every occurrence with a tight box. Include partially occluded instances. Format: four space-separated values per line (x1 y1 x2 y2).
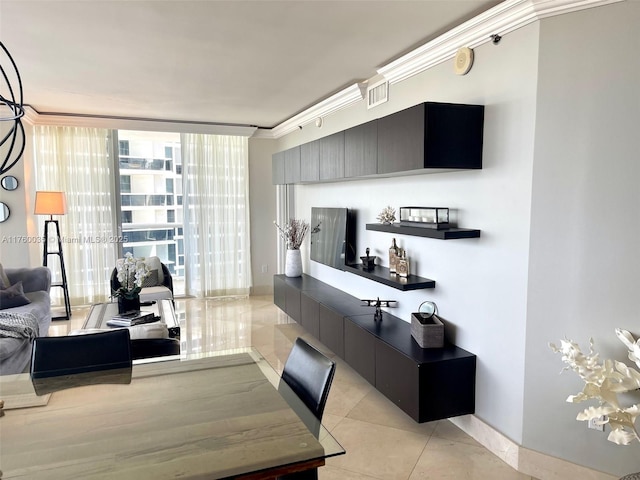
34 191 71 320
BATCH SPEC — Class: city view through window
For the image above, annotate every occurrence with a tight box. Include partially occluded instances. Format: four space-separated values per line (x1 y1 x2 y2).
117 130 185 295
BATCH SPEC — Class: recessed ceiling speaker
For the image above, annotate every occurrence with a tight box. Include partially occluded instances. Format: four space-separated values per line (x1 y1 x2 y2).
454 47 474 76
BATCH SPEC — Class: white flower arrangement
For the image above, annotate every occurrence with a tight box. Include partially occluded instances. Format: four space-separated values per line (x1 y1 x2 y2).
274 219 309 250
550 328 640 445
377 206 396 224
114 252 150 299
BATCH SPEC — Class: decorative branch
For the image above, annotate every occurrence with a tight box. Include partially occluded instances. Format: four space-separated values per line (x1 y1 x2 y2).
274 218 309 250
550 329 640 445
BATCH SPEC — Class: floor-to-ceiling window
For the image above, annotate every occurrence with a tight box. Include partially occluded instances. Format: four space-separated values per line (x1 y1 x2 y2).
33 126 251 305
116 130 185 296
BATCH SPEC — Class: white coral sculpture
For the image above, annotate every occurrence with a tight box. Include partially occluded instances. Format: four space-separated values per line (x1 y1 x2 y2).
376 206 396 224
550 329 640 445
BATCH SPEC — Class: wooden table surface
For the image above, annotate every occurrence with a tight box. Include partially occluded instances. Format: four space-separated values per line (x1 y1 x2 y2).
0 350 343 479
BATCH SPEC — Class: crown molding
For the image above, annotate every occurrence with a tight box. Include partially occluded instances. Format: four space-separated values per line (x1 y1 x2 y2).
377 0 623 85
22 106 257 137
269 83 365 139
268 0 622 139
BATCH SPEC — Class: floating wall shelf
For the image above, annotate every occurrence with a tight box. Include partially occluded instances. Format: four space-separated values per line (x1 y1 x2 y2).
344 264 435 291
366 223 481 240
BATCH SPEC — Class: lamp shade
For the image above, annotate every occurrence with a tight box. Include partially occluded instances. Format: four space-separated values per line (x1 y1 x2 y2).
34 191 67 216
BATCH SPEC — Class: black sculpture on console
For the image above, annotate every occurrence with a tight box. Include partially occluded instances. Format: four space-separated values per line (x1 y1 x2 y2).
361 297 396 322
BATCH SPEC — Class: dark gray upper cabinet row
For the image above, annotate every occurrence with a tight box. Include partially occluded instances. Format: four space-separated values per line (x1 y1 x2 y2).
272 101 484 185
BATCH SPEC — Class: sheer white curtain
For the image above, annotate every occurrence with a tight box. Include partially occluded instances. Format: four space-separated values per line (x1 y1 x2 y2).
181 133 252 297
33 125 117 305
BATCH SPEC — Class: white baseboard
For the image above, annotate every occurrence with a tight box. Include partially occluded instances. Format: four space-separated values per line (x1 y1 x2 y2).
448 415 617 480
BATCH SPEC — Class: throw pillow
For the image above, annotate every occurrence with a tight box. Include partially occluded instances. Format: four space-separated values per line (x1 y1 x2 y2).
0 263 10 289
141 269 159 288
0 281 31 309
144 256 164 284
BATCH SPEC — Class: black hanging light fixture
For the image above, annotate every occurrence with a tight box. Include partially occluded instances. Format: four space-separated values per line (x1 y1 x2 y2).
0 41 25 175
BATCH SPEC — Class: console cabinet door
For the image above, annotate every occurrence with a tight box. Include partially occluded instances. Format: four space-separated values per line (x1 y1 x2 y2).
377 104 424 174
284 146 301 184
344 319 376 385
273 275 286 311
375 339 420 421
272 151 285 185
319 132 345 181
284 283 301 323
300 292 320 338
300 140 320 182
319 304 344 358
344 120 377 178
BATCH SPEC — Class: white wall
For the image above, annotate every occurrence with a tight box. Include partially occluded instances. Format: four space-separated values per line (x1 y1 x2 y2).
0 121 40 268
248 137 278 295
523 2 640 476
274 23 541 444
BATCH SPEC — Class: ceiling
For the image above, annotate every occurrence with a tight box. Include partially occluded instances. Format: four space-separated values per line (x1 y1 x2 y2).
1 0 501 129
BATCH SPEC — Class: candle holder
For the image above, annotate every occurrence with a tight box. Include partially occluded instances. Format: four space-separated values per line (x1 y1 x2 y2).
399 207 449 230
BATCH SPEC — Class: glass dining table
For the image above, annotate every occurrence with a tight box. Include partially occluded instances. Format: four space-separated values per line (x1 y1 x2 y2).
0 348 344 479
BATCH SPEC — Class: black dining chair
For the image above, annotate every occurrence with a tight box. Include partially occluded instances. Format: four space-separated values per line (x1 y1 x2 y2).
278 337 336 480
30 329 133 395
130 337 180 360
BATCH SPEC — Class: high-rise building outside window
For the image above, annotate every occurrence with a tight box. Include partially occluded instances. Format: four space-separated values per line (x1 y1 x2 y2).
117 131 184 295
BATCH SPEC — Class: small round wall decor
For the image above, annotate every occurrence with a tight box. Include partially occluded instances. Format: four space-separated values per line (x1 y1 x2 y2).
454 47 474 76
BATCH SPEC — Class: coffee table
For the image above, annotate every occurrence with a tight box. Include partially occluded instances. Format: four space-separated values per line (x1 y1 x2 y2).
82 299 180 339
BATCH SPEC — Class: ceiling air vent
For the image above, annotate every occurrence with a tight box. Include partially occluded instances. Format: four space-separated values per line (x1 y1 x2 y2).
366 78 388 109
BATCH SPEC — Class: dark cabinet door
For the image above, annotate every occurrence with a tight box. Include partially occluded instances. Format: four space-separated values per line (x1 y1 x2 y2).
300 140 320 182
417 356 476 422
300 292 320 338
284 146 301 184
319 132 345 181
344 319 376 385
272 151 285 185
375 339 420 421
284 283 301 323
423 102 483 169
319 304 344 358
273 275 286 311
377 104 425 174
344 120 377 178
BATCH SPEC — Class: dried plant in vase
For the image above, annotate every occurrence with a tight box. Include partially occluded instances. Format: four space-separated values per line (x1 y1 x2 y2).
376 206 396 224
274 218 309 250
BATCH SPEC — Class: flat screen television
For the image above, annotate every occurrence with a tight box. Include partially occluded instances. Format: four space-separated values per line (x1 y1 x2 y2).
310 207 356 270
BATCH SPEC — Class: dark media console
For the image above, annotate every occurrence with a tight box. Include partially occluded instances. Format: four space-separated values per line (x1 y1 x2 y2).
274 274 476 423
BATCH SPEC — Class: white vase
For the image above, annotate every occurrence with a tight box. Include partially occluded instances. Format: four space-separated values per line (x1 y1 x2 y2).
285 249 302 277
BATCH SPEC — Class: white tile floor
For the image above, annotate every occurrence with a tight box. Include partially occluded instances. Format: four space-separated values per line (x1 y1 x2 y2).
52 295 536 480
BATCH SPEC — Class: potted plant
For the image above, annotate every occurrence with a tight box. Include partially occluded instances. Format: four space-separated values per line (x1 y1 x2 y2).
112 252 150 313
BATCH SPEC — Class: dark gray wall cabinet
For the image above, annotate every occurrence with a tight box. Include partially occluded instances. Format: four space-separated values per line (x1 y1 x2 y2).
377 102 484 174
319 132 345 181
284 146 301 184
344 120 377 177
272 101 484 184
300 140 320 182
274 274 476 422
